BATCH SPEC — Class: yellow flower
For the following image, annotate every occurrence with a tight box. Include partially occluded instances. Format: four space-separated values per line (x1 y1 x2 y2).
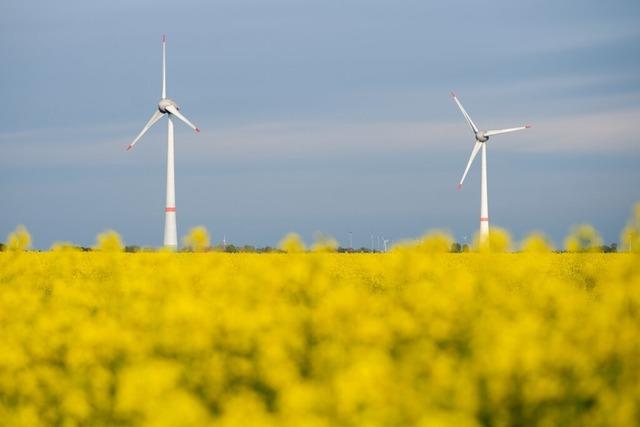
564 224 603 252
0 212 639 426
6 225 31 251
473 226 511 253
182 226 211 252
311 233 338 252
520 232 555 253
279 232 306 253
621 202 640 252
94 230 124 252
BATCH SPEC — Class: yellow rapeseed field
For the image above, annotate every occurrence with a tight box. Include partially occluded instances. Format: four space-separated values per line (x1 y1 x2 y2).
1 205 639 426
0 250 638 426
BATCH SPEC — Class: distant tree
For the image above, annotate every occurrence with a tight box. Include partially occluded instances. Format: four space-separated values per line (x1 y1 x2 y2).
224 244 238 253
450 242 462 253
342 246 362 253
125 245 141 253
462 244 470 252
0 243 4 252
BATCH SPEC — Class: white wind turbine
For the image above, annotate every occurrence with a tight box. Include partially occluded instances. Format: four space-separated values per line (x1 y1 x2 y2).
127 35 200 248
451 91 530 243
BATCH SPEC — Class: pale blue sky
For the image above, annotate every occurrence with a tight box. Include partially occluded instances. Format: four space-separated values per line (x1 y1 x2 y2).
1 0 639 248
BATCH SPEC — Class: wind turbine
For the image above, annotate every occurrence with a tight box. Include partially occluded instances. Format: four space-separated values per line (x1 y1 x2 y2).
127 35 200 248
451 91 530 243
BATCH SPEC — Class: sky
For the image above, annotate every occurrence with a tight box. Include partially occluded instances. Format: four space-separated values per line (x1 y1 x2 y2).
1 0 639 249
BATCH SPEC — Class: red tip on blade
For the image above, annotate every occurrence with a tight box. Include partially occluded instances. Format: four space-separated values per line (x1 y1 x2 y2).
457 183 462 190
127 144 133 151
195 128 200 133
525 124 532 128
450 91 456 98
162 34 166 43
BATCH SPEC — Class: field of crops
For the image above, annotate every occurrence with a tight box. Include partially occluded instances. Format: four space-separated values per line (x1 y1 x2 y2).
1 243 639 426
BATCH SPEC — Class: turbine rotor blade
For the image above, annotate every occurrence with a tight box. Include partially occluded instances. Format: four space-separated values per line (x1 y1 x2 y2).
458 141 482 189
162 35 167 99
450 91 479 134
127 110 165 150
484 124 531 137
165 105 200 133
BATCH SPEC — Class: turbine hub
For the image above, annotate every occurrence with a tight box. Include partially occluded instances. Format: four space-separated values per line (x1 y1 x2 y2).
475 131 489 142
158 98 178 113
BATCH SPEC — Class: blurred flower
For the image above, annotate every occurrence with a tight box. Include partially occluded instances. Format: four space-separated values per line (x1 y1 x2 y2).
50 241 80 252
312 233 338 253
95 230 124 252
520 233 555 253
621 203 640 253
6 225 31 251
278 233 306 253
392 231 453 253
473 226 512 253
183 226 211 252
564 224 603 252
1 210 639 426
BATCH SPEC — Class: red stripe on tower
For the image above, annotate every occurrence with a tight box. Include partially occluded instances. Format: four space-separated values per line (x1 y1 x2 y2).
165 207 176 212
480 217 489 221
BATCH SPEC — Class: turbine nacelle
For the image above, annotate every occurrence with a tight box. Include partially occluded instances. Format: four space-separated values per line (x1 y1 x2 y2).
450 91 530 190
475 131 489 142
158 98 179 114
126 36 200 154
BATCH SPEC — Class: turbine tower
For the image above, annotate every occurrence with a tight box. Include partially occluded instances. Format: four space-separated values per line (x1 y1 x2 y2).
127 35 200 248
451 92 530 243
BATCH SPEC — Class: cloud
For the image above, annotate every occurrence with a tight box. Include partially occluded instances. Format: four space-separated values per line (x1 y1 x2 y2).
513 109 640 153
183 108 640 161
1 105 638 173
